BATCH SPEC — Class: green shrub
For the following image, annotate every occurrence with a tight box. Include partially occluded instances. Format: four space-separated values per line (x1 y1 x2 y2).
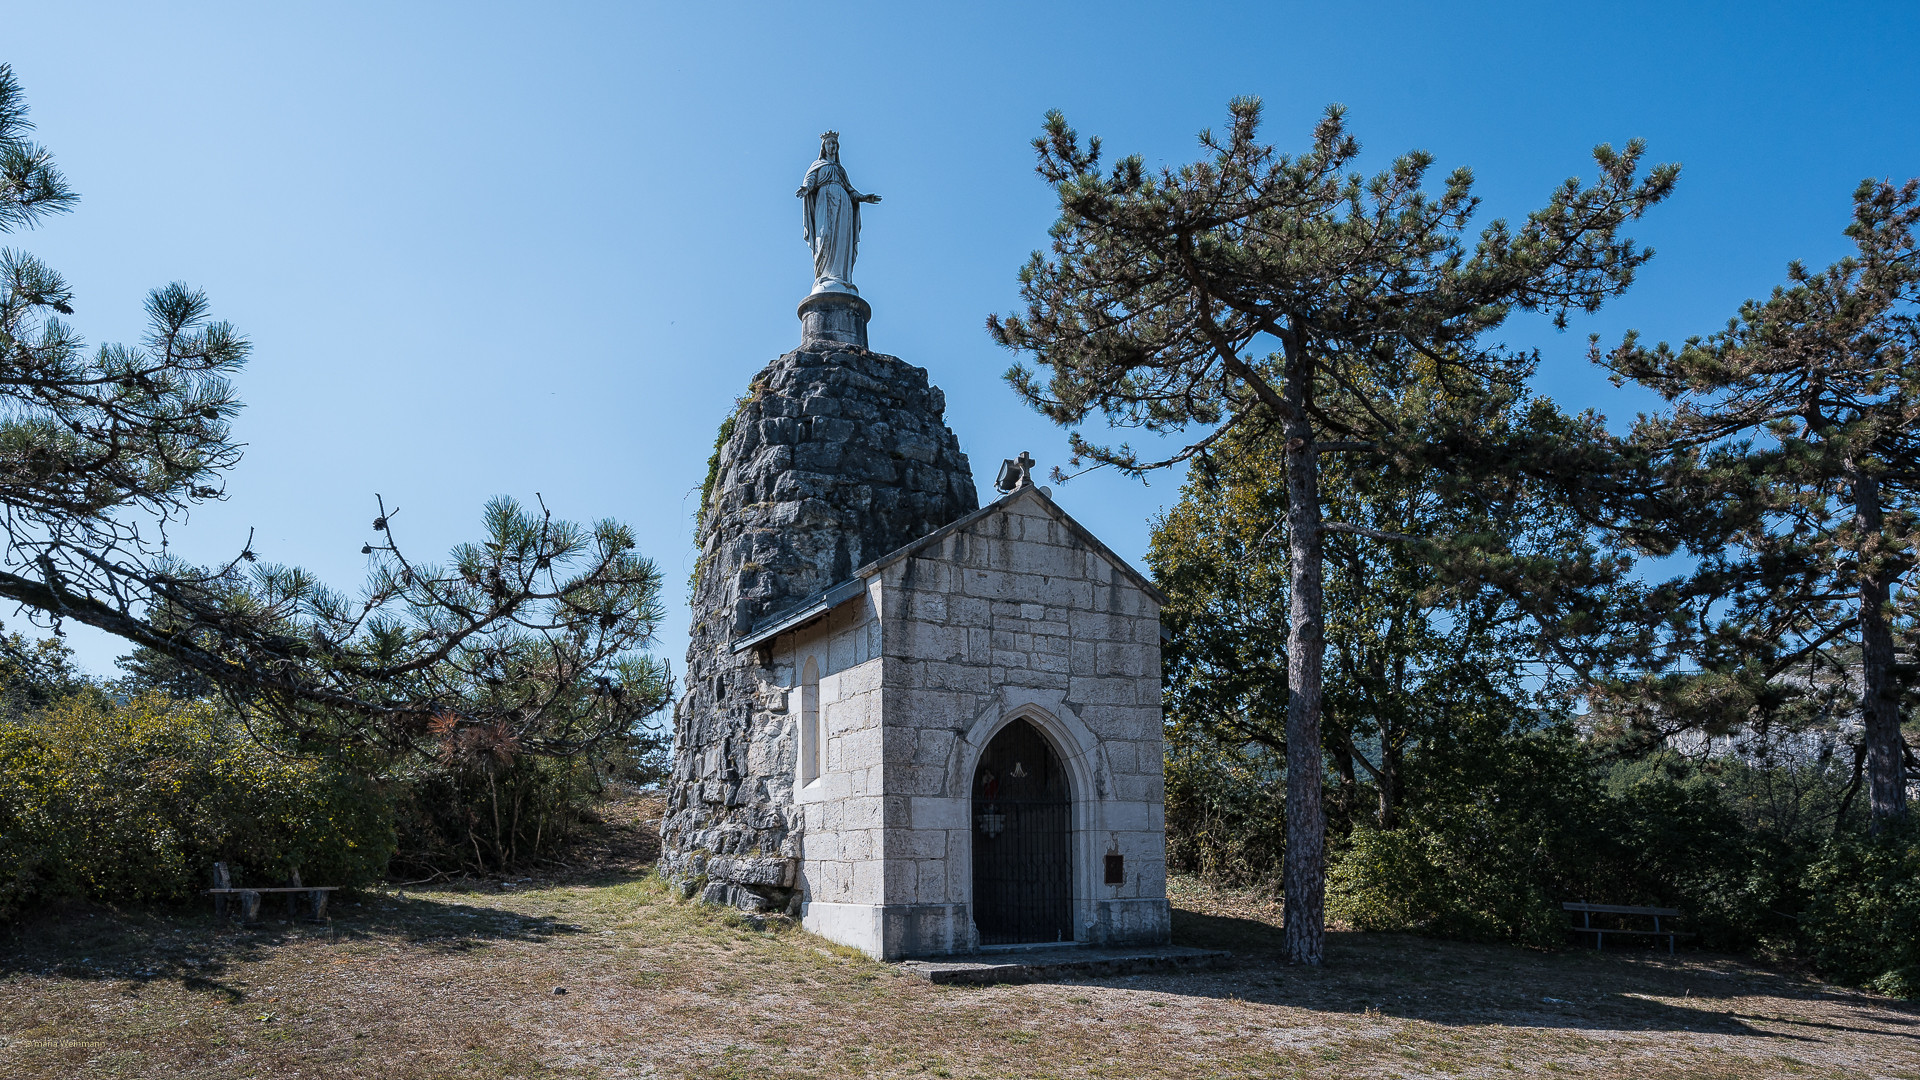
1329 726 1601 944
1329 729 1764 947
1163 733 1286 887
0 723 59 914
1594 756 1773 949
1801 820 1920 997
388 750 609 877
384 705 668 877
0 693 393 917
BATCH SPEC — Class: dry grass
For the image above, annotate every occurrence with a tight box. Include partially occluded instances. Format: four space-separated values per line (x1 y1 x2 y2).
2 797 1915 1079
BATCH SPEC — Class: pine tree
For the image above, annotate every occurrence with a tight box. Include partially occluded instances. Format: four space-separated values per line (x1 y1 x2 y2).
1601 179 1920 831
990 99 1675 963
0 64 670 757
1151 378 1609 840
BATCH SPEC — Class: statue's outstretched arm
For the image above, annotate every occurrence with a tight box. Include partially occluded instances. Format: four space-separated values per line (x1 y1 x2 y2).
853 190 882 204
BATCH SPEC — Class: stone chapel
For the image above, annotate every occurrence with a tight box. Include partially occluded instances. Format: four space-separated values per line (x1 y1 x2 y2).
660 135 1169 961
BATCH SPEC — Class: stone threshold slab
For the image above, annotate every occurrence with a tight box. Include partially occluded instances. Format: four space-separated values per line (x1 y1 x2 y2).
897 945 1230 986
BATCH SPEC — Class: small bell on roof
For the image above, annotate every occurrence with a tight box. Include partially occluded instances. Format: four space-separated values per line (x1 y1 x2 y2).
994 451 1035 495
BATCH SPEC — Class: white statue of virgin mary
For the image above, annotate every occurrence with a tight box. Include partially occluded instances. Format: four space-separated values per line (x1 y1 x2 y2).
797 131 881 295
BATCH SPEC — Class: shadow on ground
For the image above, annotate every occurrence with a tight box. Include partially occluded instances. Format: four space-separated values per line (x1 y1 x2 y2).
0 883 596 1004
1160 906 1920 1040
0 796 666 1007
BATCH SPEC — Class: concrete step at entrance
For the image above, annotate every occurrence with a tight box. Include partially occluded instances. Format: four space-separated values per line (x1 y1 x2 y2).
898 945 1230 986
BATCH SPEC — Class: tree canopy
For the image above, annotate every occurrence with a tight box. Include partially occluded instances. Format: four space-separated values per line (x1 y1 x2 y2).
1151 379 1596 835
1601 178 1920 829
993 97 1675 963
0 64 669 760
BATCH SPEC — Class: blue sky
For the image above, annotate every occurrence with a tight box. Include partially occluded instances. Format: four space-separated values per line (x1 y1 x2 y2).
4 1 1916 679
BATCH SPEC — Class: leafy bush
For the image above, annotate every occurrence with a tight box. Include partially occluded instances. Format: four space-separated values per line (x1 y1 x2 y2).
112 641 671 878
0 693 393 917
0 722 58 913
382 712 667 877
1801 820 1920 997
1329 725 1601 943
1163 730 1286 887
390 751 608 877
1593 755 1774 948
1329 727 1762 947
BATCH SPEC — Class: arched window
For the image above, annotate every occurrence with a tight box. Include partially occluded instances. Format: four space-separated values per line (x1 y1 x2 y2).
799 656 821 785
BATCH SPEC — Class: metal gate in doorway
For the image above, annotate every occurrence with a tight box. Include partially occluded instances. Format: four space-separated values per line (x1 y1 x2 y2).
971 719 1073 946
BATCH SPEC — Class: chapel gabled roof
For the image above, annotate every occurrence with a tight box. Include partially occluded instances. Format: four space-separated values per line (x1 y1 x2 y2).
730 484 1165 653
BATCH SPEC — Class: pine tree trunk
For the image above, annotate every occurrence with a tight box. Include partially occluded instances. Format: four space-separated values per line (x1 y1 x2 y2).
1379 650 1405 829
1379 737 1401 831
1334 726 1357 812
1852 469 1908 831
1281 355 1327 966
1835 742 1868 835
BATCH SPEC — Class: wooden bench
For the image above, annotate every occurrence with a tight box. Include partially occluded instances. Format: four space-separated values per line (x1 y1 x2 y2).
207 862 337 923
1564 902 1693 955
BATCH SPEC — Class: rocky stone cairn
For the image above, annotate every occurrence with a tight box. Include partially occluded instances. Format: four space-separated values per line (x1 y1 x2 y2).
661 335 977 911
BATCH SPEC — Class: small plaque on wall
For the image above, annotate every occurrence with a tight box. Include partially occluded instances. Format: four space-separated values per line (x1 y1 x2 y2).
1104 853 1125 885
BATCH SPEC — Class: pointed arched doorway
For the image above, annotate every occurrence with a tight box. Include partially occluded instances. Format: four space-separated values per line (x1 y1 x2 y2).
971 718 1073 945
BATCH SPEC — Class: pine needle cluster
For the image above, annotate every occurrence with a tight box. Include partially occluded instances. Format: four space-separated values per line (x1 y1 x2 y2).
0 65 670 763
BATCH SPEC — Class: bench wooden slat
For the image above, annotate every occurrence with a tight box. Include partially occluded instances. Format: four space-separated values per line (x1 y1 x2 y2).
1563 902 1681 917
1565 900 1688 955
1569 927 1696 938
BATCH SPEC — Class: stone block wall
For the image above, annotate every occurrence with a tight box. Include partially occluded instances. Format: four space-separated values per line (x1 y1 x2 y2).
661 335 1168 957
661 340 975 912
768 486 1170 959
786 591 889 937
866 488 1169 958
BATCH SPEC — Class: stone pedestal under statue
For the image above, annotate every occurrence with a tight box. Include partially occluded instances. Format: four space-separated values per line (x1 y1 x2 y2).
797 291 869 349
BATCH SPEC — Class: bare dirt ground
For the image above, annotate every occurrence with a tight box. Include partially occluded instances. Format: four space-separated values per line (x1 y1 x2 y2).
2 796 1915 1079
